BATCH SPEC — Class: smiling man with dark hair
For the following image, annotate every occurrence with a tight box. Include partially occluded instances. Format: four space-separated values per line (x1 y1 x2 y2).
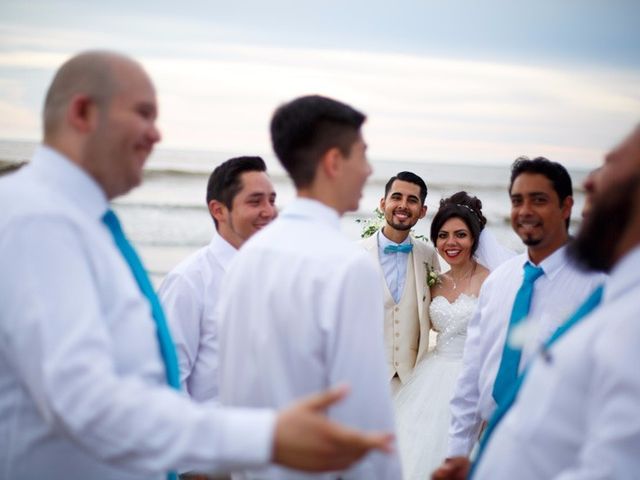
158 155 277 404
361 171 440 392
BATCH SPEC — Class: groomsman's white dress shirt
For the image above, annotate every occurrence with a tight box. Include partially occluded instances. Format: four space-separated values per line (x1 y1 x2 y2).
448 246 605 456
0 146 274 480
475 246 640 479
158 233 236 402
218 197 403 480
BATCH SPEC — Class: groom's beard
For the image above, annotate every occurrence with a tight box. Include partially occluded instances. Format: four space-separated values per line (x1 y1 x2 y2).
569 173 639 273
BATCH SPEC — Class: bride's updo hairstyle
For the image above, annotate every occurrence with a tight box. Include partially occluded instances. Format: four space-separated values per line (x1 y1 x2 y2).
430 191 487 255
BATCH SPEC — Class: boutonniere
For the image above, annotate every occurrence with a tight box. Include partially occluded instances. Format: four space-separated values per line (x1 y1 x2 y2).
425 261 441 293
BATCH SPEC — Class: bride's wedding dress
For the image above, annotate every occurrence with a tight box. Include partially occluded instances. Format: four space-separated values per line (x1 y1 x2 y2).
394 293 477 480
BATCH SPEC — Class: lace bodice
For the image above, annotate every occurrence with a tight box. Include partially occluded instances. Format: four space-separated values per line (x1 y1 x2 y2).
429 293 477 358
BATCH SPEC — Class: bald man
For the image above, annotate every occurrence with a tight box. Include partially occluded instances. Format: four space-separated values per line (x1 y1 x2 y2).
0 51 392 480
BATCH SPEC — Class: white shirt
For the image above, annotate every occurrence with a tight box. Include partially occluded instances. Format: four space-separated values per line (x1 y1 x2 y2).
0 146 274 480
158 233 236 402
377 229 412 303
448 246 605 456
217 198 403 479
475 246 640 479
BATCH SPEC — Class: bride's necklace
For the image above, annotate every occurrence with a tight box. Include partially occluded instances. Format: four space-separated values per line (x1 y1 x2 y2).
449 261 477 291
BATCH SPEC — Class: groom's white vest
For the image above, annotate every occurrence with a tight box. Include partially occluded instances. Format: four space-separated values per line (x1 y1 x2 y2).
361 233 440 384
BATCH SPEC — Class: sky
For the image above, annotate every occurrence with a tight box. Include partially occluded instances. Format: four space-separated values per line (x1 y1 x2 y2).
0 0 639 167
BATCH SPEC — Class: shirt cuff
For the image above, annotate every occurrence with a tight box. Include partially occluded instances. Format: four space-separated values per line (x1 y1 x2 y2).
215 407 276 468
447 437 473 457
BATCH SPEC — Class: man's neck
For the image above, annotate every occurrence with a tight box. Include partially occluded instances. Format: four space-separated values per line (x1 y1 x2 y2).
527 239 567 265
296 190 343 216
381 225 410 244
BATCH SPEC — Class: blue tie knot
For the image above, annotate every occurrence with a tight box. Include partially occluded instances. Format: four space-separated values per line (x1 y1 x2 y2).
384 243 413 254
102 209 120 231
523 263 544 283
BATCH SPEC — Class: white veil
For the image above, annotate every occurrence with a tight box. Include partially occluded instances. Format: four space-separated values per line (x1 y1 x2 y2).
474 228 516 271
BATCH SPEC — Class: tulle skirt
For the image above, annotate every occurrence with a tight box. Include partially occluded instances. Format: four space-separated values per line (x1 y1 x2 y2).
394 352 463 480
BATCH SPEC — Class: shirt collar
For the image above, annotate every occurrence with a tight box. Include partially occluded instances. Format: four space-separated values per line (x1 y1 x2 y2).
525 244 568 280
208 232 238 272
377 228 412 248
31 144 109 220
280 197 341 230
603 245 640 303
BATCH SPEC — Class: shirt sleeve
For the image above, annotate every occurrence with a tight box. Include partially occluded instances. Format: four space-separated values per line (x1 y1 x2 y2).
324 252 403 479
158 271 204 395
447 280 487 456
554 314 640 479
0 216 275 474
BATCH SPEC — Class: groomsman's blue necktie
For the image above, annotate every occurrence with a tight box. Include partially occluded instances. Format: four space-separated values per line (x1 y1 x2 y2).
471 284 604 478
492 262 544 406
102 210 180 480
102 209 180 388
384 243 413 254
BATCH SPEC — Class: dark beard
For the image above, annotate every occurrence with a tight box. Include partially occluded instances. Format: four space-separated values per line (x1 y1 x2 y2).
522 235 541 247
568 174 639 273
385 221 413 232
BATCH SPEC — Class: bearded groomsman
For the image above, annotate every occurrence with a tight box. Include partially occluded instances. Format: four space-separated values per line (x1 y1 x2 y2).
361 171 440 392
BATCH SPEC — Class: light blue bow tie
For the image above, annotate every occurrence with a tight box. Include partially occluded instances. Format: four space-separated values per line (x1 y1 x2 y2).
384 243 413 254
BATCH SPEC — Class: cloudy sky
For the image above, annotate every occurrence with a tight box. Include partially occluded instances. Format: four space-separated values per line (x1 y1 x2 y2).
1 0 639 167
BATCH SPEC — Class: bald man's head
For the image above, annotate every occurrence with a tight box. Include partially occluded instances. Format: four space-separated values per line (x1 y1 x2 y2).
42 51 161 199
43 51 140 139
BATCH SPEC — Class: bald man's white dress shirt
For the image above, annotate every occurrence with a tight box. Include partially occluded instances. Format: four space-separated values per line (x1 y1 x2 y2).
0 146 274 480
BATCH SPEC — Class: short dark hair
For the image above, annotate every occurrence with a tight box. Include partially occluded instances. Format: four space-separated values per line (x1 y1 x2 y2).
430 191 486 255
509 156 573 202
206 156 267 227
384 171 428 205
509 156 573 229
270 95 366 188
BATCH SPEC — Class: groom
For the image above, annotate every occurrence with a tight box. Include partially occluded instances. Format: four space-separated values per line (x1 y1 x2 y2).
361 172 440 392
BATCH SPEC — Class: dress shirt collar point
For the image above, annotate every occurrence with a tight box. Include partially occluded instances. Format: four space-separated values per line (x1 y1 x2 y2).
32 144 109 221
526 244 568 280
209 232 238 270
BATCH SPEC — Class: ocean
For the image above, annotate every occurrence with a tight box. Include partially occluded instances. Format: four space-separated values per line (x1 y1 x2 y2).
0 139 592 285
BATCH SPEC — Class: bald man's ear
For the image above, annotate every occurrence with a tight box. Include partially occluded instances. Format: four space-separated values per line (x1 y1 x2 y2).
67 94 99 133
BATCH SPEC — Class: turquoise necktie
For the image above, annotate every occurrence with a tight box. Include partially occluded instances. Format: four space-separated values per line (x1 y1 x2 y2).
384 243 413 254
103 210 179 480
102 210 180 389
471 284 604 478
492 262 544 406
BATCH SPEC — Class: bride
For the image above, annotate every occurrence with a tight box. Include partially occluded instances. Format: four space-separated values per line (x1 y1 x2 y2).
394 192 492 479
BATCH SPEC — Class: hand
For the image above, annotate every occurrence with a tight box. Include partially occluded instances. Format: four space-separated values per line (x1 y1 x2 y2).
431 456 470 480
272 385 394 472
